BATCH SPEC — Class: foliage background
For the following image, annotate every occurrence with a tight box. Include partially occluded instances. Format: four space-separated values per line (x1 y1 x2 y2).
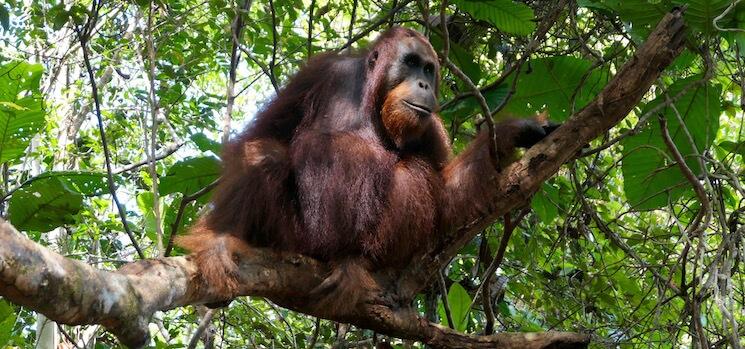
0 0 744 347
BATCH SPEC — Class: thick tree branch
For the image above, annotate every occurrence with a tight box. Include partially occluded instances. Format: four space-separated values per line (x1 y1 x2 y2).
0 219 328 347
400 8 687 294
0 219 585 348
0 8 686 349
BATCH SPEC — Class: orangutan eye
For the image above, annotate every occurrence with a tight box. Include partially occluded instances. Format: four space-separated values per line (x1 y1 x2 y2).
424 63 434 76
403 54 420 67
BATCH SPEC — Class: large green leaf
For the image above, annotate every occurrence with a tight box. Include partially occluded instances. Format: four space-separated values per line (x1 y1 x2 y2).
593 0 670 36
18 171 109 196
505 56 609 121
7 177 83 231
673 0 736 36
159 156 220 196
438 282 471 332
6 171 109 231
595 0 737 37
621 77 721 210
452 0 535 36
0 61 45 163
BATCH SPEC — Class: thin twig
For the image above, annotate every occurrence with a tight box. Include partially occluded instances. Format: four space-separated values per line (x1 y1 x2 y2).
144 1 164 255
571 163 682 295
57 324 82 349
338 0 414 51
437 270 455 329
738 44 745 111
476 231 495 334
440 0 566 112
112 142 185 174
164 179 220 256
488 0 566 118
307 0 316 58
467 208 530 314
713 0 745 33
437 1 499 169
416 0 430 36
269 0 278 87
348 0 358 42
333 323 349 349
239 44 279 92
225 0 254 144
267 301 298 349
658 116 711 237
308 317 322 349
76 2 145 259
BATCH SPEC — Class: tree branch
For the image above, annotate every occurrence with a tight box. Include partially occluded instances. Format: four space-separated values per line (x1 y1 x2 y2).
0 219 586 348
400 7 687 295
0 219 328 348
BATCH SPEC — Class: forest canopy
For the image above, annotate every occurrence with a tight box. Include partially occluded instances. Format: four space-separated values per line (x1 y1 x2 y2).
0 0 744 348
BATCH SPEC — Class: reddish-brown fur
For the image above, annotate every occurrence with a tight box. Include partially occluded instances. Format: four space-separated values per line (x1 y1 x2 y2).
178 27 553 312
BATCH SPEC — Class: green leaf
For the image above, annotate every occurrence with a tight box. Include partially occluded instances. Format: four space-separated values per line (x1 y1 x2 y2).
673 0 735 36
532 182 560 223
137 192 159 242
727 6 745 56
0 5 9 31
0 300 15 347
0 300 12 322
597 1 670 37
0 61 45 163
719 140 745 157
430 34 482 83
452 0 535 36
735 32 745 57
604 0 737 37
613 272 642 297
4 171 107 231
621 77 721 210
163 195 200 248
49 4 69 31
7 177 83 232
191 133 222 154
0 101 24 110
669 50 698 71
440 85 509 122
438 282 471 332
159 156 220 196
23 171 110 196
505 56 609 121
497 300 512 317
